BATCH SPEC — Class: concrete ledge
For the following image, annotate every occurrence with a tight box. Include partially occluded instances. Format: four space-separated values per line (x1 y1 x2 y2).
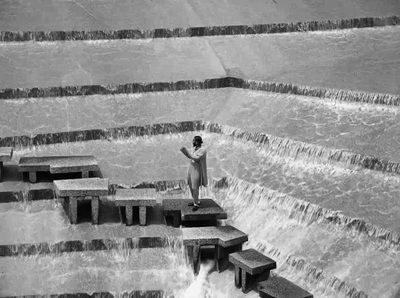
182 226 248 247
54 178 109 197
0 236 181 257
258 274 313 298
1 15 398 42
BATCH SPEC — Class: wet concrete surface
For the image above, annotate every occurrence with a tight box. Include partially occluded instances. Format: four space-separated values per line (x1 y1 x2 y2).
0 26 398 95
0 0 399 31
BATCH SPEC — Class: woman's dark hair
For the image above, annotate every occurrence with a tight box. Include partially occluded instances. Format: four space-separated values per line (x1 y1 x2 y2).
194 136 203 144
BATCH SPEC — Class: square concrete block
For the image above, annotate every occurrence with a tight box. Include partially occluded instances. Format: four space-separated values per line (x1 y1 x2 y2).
258 274 313 298
229 249 276 275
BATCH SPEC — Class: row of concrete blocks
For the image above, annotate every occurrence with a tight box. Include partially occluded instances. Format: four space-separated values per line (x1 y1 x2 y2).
183 226 313 298
0 152 100 183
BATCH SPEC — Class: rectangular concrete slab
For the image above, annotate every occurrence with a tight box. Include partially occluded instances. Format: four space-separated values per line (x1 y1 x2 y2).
182 225 248 247
181 199 227 221
18 155 99 173
0 147 13 162
162 198 227 221
114 188 157 206
229 249 276 275
54 178 109 197
258 275 313 298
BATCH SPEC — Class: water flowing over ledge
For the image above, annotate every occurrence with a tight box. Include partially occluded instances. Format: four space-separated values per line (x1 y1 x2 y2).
1 120 400 176
1 77 398 106
224 176 400 250
0 15 398 42
253 242 368 298
205 122 400 175
0 236 183 257
5 291 165 298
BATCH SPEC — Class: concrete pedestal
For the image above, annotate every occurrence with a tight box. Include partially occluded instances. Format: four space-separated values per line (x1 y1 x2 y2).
229 249 277 293
29 172 37 183
91 196 99 224
69 196 78 224
139 206 147 226
126 205 133 226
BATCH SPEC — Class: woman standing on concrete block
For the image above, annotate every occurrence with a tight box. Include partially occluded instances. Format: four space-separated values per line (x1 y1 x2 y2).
180 136 208 211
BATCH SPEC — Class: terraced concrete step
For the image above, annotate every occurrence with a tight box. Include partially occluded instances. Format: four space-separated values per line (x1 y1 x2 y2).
0 26 399 95
1 0 398 31
1 88 399 161
0 248 192 296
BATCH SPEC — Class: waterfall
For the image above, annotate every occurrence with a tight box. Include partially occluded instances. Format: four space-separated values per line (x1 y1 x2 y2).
203 121 400 175
0 15 398 42
222 176 400 249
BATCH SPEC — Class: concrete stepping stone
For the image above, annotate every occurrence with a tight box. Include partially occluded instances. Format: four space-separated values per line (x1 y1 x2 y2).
182 225 248 274
229 249 276 293
54 178 109 225
163 198 227 227
18 155 99 183
0 147 13 182
258 274 313 298
113 188 157 226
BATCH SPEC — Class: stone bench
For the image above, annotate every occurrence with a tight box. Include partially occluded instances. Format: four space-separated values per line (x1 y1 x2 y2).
113 188 157 226
0 147 13 182
182 225 248 274
163 198 227 227
258 274 313 298
54 178 109 224
18 155 99 183
229 249 276 293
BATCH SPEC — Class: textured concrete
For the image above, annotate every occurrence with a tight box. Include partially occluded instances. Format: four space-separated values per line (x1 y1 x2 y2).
229 249 276 275
18 155 99 174
182 226 248 247
54 178 108 197
114 189 157 206
258 275 313 298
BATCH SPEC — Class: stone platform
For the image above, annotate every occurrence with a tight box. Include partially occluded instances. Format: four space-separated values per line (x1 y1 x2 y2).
54 178 109 224
113 189 157 226
182 225 248 274
229 249 276 293
0 147 13 182
163 198 227 227
258 275 313 298
18 155 99 183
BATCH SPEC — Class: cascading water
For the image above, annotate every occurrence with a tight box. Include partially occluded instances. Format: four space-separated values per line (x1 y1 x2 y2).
210 176 400 298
